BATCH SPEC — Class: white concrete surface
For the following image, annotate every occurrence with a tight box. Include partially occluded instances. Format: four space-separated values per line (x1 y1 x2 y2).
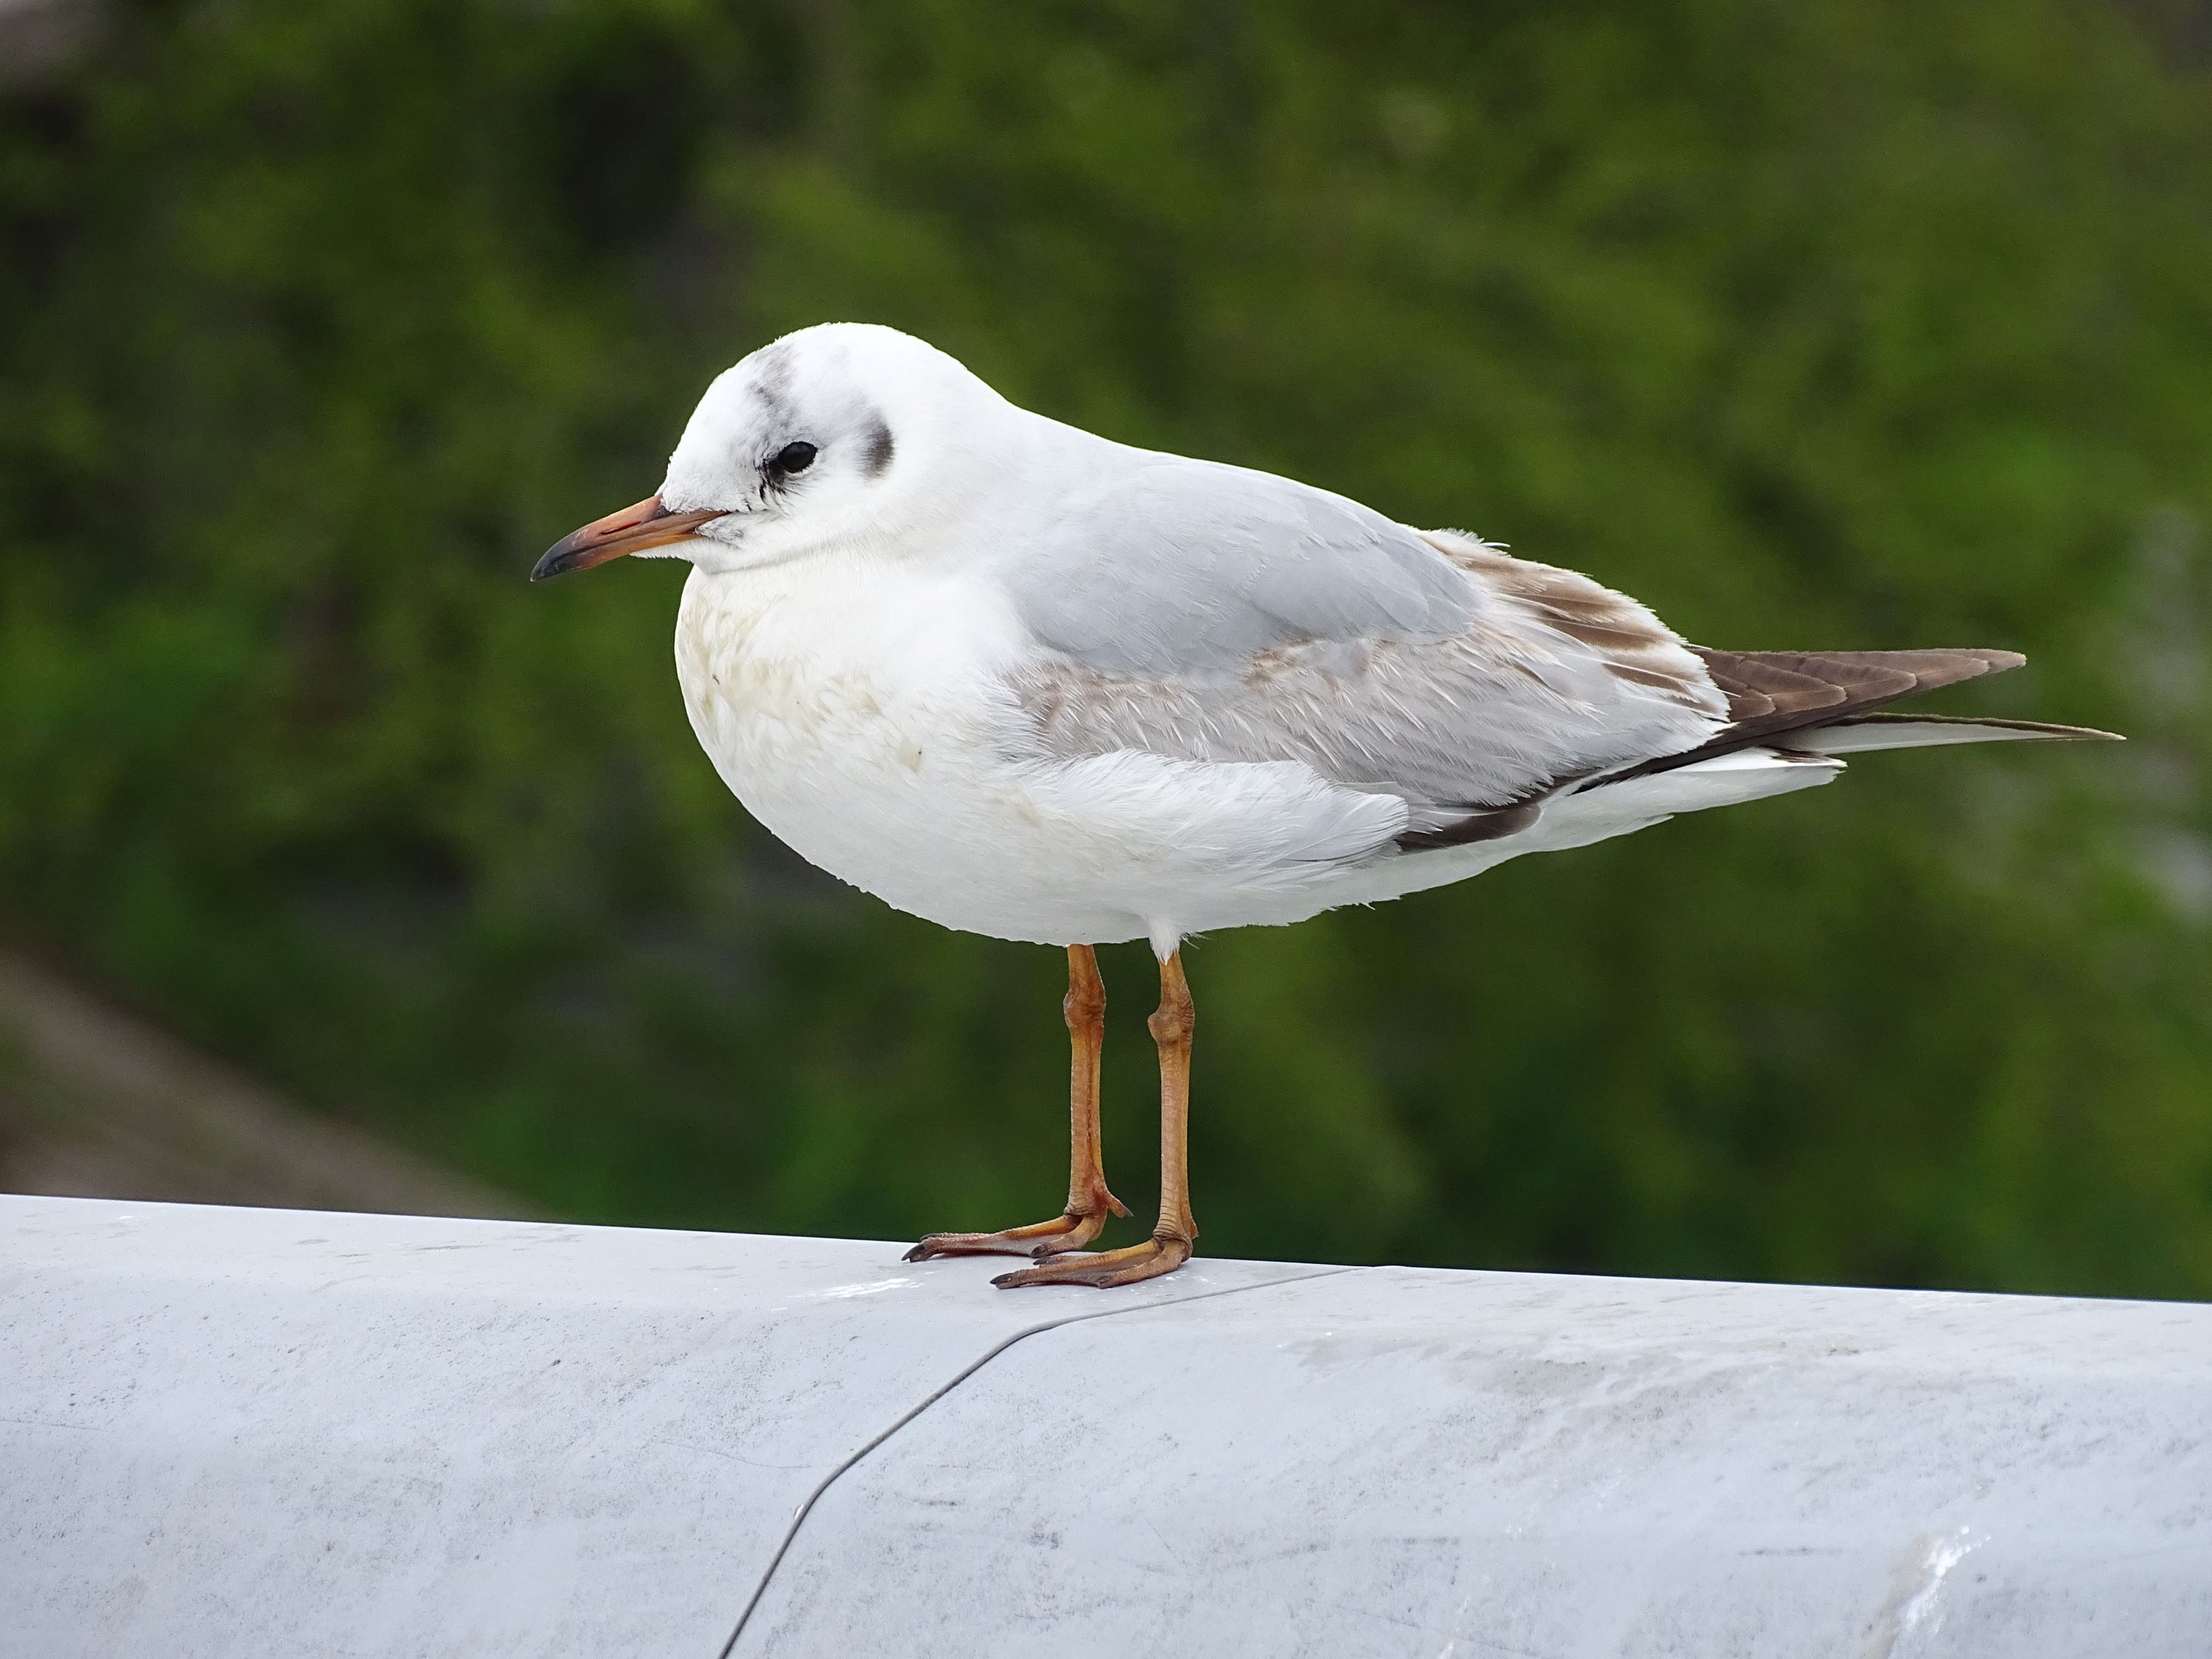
4 1195 2210 1657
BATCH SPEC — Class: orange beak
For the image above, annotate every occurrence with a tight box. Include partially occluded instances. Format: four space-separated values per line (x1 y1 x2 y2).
531 495 726 581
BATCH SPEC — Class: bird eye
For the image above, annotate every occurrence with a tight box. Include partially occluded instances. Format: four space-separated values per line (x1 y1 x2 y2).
768 440 817 476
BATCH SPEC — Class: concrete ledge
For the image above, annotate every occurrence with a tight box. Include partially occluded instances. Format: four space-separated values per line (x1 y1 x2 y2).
4 1197 2209 1656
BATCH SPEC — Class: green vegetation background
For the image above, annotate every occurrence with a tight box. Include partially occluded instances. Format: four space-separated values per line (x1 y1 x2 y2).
4 0 2209 1295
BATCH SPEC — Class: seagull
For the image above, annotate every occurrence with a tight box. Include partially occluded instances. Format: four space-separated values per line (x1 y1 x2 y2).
532 322 2115 1288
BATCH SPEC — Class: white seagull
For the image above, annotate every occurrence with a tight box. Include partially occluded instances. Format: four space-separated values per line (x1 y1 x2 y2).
533 322 2115 1288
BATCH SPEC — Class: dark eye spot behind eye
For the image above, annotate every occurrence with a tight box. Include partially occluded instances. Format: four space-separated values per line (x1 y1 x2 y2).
863 419 894 478
768 439 816 476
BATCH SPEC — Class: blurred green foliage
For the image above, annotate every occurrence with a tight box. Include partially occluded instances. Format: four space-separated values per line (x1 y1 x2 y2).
3 0 2210 1295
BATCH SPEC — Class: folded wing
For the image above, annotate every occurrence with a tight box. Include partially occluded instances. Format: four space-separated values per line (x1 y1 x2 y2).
999 451 2114 866
1004 468 1728 849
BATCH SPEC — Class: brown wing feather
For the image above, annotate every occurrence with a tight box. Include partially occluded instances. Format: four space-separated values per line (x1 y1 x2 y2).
1606 647 2026 781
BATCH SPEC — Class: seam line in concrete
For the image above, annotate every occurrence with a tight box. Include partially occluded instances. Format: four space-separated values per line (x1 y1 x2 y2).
715 1264 1359 1655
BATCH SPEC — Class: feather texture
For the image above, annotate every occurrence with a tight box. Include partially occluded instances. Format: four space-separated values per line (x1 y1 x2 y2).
1007 527 1725 844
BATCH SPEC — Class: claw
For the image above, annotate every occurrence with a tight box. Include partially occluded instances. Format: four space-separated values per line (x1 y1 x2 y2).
992 1233 1192 1289
904 1206 1116 1262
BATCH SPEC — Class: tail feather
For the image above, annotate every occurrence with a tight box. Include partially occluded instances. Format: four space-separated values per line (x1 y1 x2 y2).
1610 647 2114 780
1695 646 2023 735
1790 712 2121 754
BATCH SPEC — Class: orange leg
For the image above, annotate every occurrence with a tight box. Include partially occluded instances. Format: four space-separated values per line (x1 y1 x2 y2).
995 950 1196 1289
905 945 1130 1262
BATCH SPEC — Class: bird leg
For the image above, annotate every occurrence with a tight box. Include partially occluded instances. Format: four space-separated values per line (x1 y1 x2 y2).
905 945 1130 1262
995 950 1196 1288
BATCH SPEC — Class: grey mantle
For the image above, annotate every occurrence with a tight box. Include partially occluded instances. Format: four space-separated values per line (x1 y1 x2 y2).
4 1195 2209 1657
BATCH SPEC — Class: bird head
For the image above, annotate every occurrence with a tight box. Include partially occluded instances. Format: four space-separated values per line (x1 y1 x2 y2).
532 322 1006 582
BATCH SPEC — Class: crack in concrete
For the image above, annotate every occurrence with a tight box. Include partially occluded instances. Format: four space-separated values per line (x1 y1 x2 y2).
715 1264 1359 1655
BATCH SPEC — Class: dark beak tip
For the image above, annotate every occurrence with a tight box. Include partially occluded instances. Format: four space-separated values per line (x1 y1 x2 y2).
528 496 709 584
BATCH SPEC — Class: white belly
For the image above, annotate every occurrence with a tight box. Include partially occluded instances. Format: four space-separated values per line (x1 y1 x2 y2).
671 559 1408 947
